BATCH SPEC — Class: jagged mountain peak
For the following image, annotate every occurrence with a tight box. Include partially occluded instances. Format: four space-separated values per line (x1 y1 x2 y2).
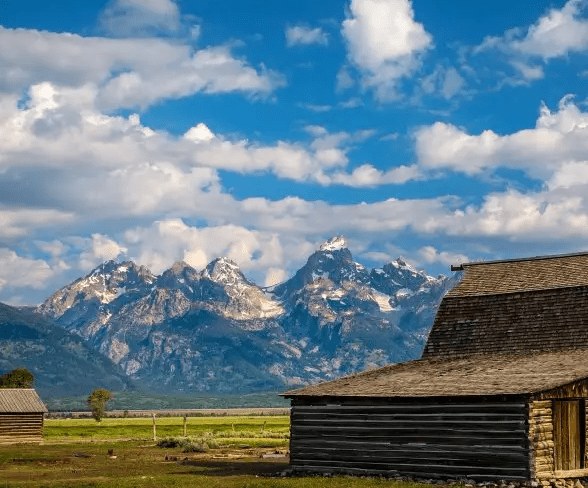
88 259 154 282
203 257 245 283
170 260 194 274
320 236 348 252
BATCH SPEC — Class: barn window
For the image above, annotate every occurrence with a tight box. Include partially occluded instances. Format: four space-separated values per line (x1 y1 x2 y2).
553 399 586 471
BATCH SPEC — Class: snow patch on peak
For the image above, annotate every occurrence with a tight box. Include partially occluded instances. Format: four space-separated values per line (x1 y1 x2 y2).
320 236 347 252
204 257 242 281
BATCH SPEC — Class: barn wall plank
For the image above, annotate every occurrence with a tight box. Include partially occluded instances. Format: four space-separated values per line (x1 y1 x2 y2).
0 413 44 444
289 396 530 480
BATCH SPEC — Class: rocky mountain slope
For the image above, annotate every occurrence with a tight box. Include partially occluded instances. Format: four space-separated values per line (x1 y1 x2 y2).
35 237 460 394
0 302 133 397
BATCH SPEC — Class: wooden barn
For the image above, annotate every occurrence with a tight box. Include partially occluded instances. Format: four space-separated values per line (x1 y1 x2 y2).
284 253 588 484
0 389 47 444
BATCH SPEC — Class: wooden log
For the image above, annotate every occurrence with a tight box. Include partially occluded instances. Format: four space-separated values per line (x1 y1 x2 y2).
533 425 554 433
533 449 554 457
290 465 528 482
530 409 553 417
291 432 529 447
290 458 530 477
533 433 554 441
553 468 588 478
293 403 527 413
529 416 553 425
531 401 553 409
536 441 555 449
292 424 527 436
290 446 529 464
293 439 526 453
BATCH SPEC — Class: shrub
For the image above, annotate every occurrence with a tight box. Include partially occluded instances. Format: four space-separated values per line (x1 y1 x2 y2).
156 436 209 452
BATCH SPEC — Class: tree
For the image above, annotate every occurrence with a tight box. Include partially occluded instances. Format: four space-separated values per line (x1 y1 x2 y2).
87 388 113 423
0 368 34 388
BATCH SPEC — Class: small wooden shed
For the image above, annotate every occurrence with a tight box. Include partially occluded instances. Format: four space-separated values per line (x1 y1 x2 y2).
0 389 47 444
284 253 588 484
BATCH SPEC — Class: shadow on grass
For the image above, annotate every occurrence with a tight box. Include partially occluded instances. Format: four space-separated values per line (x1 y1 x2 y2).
178 458 289 477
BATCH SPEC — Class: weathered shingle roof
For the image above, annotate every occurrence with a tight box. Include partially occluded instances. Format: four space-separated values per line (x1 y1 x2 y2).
283 349 588 398
424 252 588 359
448 252 588 297
0 389 47 413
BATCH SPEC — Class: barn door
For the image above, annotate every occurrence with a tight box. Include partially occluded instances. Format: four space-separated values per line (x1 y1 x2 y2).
554 400 585 471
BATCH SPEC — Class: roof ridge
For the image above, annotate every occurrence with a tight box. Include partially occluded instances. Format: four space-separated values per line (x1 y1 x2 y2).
452 250 588 270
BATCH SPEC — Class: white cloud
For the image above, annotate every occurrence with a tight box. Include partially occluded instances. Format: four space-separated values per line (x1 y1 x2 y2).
451 189 588 240
418 65 466 101
265 267 288 287
510 0 588 60
472 0 588 87
418 246 468 268
36 240 68 259
285 25 329 47
0 208 74 238
329 164 420 186
549 161 588 189
78 234 128 270
0 250 64 290
336 66 355 91
298 103 332 112
184 122 215 143
99 0 182 37
123 219 289 280
414 96 588 179
0 85 355 194
0 27 284 110
341 0 433 99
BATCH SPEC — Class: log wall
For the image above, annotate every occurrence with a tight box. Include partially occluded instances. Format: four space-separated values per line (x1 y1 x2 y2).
289 396 530 481
528 400 555 482
0 413 44 444
530 388 588 485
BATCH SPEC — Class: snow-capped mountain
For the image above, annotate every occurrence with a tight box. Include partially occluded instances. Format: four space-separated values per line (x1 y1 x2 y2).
36 237 460 394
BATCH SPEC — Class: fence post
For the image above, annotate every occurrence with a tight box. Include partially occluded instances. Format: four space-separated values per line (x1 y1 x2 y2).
183 415 187 437
152 413 156 441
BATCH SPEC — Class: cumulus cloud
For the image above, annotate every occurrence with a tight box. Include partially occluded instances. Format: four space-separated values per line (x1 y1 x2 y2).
329 164 420 186
77 234 128 270
0 84 359 194
472 0 588 87
414 96 588 179
0 208 74 238
0 27 284 110
285 25 329 47
341 0 433 99
444 189 588 240
122 219 290 280
507 0 588 60
0 250 65 290
99 0 183 37
418 246 469 268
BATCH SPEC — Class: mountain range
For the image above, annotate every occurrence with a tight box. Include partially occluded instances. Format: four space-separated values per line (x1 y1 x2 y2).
3 237 460 397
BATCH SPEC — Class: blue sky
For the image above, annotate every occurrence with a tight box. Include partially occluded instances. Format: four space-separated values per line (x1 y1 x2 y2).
2 0 588 304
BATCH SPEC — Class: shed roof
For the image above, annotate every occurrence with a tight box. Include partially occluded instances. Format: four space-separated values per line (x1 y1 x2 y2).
283 349 588 398
0 389 48 413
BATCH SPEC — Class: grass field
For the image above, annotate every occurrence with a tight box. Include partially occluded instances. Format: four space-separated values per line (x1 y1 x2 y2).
0 416 437 488
44 416 290 445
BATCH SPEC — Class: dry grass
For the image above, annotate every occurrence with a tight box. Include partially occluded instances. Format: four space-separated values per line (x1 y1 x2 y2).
0 417 441 487
0 439 434 488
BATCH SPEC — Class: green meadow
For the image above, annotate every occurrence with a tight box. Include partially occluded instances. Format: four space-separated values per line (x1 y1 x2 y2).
0 416 439 488
44 415 290 445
